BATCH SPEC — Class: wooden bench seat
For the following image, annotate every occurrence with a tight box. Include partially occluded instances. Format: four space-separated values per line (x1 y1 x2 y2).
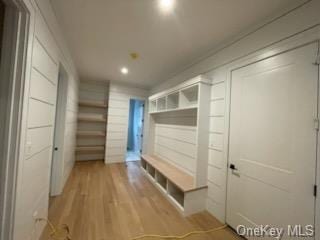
141 154 206 192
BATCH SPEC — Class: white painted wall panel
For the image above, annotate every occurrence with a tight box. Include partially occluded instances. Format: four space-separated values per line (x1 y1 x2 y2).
108 107 128 116
207 165 223 187
155 135 196 158
107 116 128 124
155 124 197 144
30 68 56 104
107 123 127 133
108 99 128 109
210 100 225 116
211 82 225 100
209 133 224 151
27 99 54 128
154 144 196 175
209 117 224 133
25 127 53 158
105 83 148 163
107 131 127 140
208 149 224 169
32 39 58 84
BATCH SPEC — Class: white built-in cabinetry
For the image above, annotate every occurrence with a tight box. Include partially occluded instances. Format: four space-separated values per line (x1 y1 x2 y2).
144 75 211 215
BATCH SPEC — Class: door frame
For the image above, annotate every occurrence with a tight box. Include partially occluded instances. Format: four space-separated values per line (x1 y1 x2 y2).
50 64 69 196
126 98 145 160
0 0 33 239
222 28 320 239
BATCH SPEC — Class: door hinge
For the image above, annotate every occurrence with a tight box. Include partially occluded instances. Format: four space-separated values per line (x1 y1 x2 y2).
314 118 319 131
314 185 317 197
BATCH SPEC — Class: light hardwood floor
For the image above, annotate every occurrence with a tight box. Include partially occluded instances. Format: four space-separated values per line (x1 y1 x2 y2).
41 161 240 240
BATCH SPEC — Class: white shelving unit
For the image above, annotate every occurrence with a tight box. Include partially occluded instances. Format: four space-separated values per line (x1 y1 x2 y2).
144 75 211 216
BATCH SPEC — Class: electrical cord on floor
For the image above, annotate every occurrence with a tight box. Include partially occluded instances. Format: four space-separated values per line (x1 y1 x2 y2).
33 218 226 240
34 218 71 240
131 224 228 240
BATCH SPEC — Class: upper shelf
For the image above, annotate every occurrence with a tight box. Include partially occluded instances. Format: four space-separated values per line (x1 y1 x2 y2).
79 100 108 108
148 75 210 114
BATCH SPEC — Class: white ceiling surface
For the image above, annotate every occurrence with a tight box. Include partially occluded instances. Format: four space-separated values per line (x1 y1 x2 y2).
51 0 305 88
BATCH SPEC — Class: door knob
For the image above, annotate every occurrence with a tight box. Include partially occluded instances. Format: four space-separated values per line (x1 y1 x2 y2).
54 147 58 151
230 164 237 170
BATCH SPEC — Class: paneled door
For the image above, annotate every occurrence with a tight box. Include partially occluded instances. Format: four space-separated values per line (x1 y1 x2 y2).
226 43 319 239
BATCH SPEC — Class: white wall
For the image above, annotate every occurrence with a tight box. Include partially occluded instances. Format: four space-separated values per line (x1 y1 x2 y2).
105 83 148 163
14 0 79 239
150 0 320 223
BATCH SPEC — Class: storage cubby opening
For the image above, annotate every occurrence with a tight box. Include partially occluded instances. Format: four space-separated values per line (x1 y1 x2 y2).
167 92 179 110
150 100 157 112
157 97 166 111
168 181 184 207
141 159 147 170
147 165 156 178
155 171 167 190
180 85 199 108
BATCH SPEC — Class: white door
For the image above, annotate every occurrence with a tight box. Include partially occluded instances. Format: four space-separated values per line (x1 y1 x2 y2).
226 43 319 239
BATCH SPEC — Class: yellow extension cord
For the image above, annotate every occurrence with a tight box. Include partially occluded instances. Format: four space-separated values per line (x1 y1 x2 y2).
131 225 228 240
36 218 227 240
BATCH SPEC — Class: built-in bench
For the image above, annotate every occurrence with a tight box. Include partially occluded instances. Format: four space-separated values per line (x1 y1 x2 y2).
141 154 207 216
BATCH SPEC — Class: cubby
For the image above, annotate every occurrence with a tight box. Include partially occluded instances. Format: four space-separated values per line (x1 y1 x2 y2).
168 181 184 208
166 92 179 110
141 158 147 170
147 164 156 178
150 100 157 113
179 85 199 108
155 171 167 190
157 97 166 111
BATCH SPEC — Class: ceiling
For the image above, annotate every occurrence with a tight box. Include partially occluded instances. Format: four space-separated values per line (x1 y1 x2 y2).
51 0 305 88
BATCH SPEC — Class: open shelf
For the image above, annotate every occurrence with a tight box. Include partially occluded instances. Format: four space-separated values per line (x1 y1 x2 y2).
141 158 147 170
167 92 179 110
78 115 107 123
155 171 167 190
79 100 108 108
157 97 166 111
77 131 106 137
147 164 156 178
168 181 184 208
150 100 157 113
76 145 105 154
180 85 199 108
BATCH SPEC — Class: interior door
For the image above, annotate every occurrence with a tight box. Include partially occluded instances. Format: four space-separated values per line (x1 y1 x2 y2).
226 43 319 239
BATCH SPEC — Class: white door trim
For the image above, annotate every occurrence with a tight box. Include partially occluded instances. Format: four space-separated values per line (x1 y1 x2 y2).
315 40 320 240
0 0 34 239
50 64 69 196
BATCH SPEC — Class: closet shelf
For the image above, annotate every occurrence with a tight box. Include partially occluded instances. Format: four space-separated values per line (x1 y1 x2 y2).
79 100 108 108
76 145 105 154
149 105 197 115
77 131 106 137
78 116 107 123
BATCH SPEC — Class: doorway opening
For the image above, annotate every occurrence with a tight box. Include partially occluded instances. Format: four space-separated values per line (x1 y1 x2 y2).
50 64 68 196
126 99 145 162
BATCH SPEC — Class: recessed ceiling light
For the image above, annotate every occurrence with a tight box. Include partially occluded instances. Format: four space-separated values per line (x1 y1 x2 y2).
159 0 175 12
121 67 129 75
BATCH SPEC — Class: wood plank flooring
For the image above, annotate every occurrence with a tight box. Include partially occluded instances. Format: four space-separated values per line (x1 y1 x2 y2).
41 161 240 240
